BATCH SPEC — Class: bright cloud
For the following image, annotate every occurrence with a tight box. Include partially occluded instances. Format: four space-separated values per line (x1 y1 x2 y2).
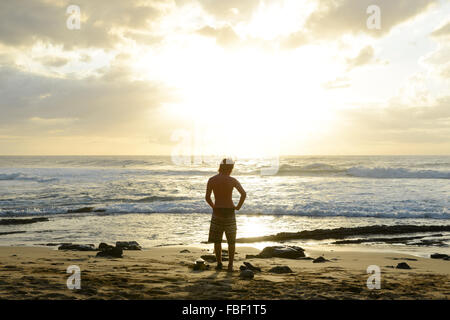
0 0 449 155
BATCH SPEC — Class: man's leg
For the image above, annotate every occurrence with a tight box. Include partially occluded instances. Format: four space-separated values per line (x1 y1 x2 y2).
227 242 235 272
225 226 236 272
209 215 224 269
214 242 223 269
224 210 237 272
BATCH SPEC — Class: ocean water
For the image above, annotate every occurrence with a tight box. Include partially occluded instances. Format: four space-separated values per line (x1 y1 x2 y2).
0 155 449 218
0 155 449 251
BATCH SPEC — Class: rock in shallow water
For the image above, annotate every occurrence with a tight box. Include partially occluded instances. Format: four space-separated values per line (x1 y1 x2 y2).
67 207 94 213
0 217 49 225
236 225 450 242
115 241 142 250
67 207 106 213
98 242 114 251
430 253 449 260
0 231 26 236
58 244 96 251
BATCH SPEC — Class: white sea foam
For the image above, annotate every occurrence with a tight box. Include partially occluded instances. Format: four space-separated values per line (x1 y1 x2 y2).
346 167 450 179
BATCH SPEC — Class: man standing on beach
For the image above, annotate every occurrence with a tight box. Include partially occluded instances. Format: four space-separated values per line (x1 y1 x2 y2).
205 158 246 272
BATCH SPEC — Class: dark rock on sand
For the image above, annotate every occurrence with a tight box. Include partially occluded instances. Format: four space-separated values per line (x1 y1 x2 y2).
201 254 217 262
193 258 210 271
58 244 96 251
430 253 449 260
313 256 329 263
0 217 49 225
115 241 142 250
96 246 123 258
180 249 190 253
155 243 184 247
193 264 209 271
243 262 261 272
396 262 411 269
268 266 293 274
201 254 228 262
240 269 254 279
247 246 305 259
388 257 418 261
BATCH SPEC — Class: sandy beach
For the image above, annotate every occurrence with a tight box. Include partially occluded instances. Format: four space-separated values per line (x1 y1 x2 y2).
2 0 450 307
1 245 448 300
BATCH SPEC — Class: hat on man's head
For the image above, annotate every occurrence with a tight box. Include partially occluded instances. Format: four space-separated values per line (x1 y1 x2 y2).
218 158 234 173
220 158 235 165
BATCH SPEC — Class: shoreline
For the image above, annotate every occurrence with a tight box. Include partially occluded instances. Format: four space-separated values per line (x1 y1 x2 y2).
0 245 448 300
7 240 448 258
1 214 449 250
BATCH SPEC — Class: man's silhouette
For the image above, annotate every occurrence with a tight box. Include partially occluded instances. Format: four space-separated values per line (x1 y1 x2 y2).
205 158 246 272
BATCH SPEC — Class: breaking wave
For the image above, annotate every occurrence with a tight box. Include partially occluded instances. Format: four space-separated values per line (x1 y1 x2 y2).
346 167 450 179
253 163 450 179
0 172 58 183
0 202 449 219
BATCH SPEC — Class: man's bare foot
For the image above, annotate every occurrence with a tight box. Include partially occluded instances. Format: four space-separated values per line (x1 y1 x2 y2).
227 265 234 272
215 262 223 270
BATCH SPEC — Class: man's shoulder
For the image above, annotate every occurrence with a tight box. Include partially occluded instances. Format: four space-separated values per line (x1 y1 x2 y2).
208 174 220 181
229 176 239 184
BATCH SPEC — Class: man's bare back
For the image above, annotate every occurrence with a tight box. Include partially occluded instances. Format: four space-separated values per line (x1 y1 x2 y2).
205 174 246 210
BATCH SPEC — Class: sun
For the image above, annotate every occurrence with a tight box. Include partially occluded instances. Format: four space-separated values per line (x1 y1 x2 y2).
137 33 336 157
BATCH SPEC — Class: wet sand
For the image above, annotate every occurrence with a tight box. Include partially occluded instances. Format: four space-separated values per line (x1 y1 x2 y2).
0 246 448 299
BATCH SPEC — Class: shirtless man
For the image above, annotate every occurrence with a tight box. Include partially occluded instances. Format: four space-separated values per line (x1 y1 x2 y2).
205 158 246 272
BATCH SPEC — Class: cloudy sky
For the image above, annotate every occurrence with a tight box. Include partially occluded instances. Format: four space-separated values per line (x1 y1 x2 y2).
0 0 449 156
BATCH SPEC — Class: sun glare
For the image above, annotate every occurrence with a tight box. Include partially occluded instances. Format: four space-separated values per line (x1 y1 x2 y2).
135 10 337 157
242 0 317 40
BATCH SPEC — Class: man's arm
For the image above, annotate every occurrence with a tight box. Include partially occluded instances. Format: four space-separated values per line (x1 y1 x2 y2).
205 178 215 209
234 179 246 211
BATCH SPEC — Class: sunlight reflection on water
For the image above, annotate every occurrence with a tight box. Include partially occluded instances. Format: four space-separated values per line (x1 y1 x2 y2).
2 213 449 256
